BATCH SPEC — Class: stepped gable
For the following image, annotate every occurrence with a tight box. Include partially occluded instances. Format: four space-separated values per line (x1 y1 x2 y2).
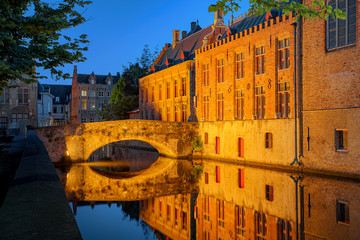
153 24 213 72
48 84 72 104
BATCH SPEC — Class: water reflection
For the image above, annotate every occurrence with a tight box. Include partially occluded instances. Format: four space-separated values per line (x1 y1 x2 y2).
56 146 360 240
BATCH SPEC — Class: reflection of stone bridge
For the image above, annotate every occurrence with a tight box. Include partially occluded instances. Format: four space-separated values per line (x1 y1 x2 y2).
57 157 199 201
36 120 199 162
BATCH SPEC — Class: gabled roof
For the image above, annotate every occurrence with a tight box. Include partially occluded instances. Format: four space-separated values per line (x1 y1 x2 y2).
154 24 213 72
76 73 120 85
48 84 72 104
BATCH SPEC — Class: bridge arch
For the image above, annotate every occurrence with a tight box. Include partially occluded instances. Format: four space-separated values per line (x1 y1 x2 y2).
36 120 199 162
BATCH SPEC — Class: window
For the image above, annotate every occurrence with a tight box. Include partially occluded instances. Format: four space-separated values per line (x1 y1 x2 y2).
89 114 95 122
204 132 209 144
203 63 209 86
255 211 267 240
217 199 225 228
203 95 210 121
90 90 95 97
278 39 290 70
336 201 350 224
18 88 29 103
217 59 225 83
217 93 224 120
235 205 246 238
151 86 154 102
144 90 148 103
90 78 94 84
266 185 274 201
166 107 170 121
238 138 244 158
152 198 155 213
174 80 178 98
236 53 245 78
159 84 162 100
98 99 104 110
174 105 179 122
326 0 356 50
255 86 265 119
181 77 186 96
90 101 95 110
53 107 58 113
159 107 162 120
159 200 162 217
81 115 86 123
265 133 273 149
98 90 104 97
166 82 170 99
167 204 171 221
182 104 187 122
151 109 154 120
238 168 245 188
256 46 266 75
182 211 187 230
236 89 245 119
277 219 292 240
81 99 87 110
278 82 290 118
81 89 87 97
107 91 111 97
203 195 210 221
0 88 9 103
216 137 220 155
335 129 348 151
55 96 60 102
216 165 220 182
205 172 209 184
175 208 178 225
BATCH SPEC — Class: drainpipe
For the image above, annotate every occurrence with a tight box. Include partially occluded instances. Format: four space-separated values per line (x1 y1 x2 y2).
291 22 300 166
291 176 301 240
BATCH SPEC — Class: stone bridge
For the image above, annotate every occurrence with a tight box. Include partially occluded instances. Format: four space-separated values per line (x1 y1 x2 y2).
56 157 199 202
36 120 199 162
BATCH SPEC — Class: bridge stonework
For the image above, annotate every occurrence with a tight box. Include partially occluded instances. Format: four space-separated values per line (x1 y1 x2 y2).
36 120 199 162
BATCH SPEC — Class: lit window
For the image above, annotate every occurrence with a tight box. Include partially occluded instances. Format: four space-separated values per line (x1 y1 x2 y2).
255 211 267 240
217 59 225 83
236 89 245 120
235 205 246 237
182 104 187 122
81 99 87 110
159 84 162 100
174 105 179 122
255 86 265 119
182 211 187 230
174 80 178 98
217 199 225 228
335 129 348 151
255 46 265 75
326 0 356 50
278 82 290 118
166 82 170 99
236 53 245 78
203 95 210 121
81 89 87 97
278 39 290 70
217 93 224 120
203 63 209 86
181 77 186 96
216 137 220 154
216 165 220 182
277 218 292 240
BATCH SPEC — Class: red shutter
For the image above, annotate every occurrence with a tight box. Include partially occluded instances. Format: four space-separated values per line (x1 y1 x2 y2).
238 169 245 188
216 137 220 154
216 166 220 183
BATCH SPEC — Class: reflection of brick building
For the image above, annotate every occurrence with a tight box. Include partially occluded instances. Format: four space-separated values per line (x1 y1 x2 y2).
0 79 37 135
71 66 120 124
139 194 197 240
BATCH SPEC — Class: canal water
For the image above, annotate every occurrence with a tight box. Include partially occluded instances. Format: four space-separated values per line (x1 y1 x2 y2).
56 141 360 240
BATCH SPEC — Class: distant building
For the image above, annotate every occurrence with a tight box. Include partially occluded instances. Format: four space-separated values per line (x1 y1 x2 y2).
37 83 54 127
71 66 120 124
0 79 37 135
48 84 72 126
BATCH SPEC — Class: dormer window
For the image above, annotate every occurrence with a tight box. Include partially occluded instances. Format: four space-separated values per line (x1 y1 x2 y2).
108 80 111 85
90 78 94 84
55 97 60 102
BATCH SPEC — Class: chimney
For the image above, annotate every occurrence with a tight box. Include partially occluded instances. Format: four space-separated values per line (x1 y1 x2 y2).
182 31 187 40
191 21 196 31
173 30 180 48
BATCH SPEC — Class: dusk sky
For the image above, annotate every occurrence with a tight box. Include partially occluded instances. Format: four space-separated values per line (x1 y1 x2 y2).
39 0 250 85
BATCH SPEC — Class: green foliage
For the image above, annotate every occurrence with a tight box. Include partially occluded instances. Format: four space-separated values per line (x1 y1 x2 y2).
191 136 203 151
98 95 138 121
209 0 346 21
0 0 91 90
191 165 203 180
110 78 125 105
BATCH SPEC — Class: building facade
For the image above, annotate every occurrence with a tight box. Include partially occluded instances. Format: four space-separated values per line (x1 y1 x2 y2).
71 66 120 124
0 79 37 135
37 83 54 127
139 11 228 122
48 84 72 126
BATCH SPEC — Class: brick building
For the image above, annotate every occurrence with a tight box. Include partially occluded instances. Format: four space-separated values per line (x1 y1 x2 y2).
70 66 120 124
0 79 38 135
139 10 228 122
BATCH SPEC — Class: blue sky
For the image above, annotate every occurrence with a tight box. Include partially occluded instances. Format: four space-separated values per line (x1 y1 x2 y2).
39 0 250 85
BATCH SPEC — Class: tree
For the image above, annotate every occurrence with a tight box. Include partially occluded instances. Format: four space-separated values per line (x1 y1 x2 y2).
209 0 346 21
0 0 91 91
